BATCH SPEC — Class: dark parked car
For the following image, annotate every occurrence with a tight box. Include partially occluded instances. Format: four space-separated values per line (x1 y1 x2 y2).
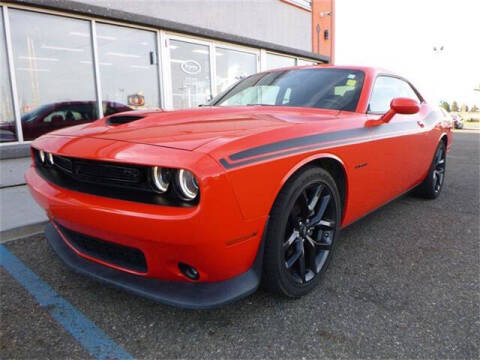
451 113 464 129
0 101 131 142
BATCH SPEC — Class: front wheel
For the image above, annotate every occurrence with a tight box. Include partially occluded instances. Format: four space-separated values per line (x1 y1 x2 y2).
262 167 341 298
416 141 446 199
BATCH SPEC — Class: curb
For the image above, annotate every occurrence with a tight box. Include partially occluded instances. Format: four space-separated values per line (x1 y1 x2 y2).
0 221 48 243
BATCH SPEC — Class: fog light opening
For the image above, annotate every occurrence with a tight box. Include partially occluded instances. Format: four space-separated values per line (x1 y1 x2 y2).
178 262 199 280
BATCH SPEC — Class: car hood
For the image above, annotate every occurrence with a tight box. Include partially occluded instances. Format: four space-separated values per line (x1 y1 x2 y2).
49 107 340 151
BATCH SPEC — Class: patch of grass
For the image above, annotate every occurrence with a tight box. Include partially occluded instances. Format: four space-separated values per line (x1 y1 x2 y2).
453 111 480 122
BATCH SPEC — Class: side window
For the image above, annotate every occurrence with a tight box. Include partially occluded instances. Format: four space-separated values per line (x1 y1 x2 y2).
43 105 92 123
43 111 65 123
368 76 420 113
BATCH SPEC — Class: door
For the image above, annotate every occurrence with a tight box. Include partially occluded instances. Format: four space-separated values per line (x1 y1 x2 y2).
366 75 427 197
166 37 213 109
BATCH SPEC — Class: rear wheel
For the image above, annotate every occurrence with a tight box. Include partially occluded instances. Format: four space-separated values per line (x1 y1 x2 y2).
416 141 446 199
262 167 341 297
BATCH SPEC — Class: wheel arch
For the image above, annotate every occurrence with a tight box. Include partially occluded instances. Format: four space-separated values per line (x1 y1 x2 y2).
440 133 448 146
275 153 348 220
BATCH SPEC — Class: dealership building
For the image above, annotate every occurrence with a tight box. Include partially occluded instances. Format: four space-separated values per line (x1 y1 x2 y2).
0 0 334 236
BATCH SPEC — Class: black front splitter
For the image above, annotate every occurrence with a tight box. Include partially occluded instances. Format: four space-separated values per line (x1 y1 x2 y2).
45 222 265 309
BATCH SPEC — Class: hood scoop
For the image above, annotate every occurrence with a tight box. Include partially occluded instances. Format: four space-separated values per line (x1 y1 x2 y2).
107 115 144 125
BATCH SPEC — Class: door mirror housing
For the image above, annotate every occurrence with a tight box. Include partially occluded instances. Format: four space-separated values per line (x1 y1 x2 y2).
391 97 420 115
381 97 420 123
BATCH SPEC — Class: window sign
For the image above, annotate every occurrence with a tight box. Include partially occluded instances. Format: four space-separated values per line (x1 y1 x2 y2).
169 39 212 109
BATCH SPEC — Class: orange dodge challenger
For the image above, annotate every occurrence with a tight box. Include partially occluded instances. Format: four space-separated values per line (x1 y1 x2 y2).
26 66 452 309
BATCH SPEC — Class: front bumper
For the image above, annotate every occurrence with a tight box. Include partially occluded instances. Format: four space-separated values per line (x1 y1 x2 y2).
45 222 264 309
27 135 268 284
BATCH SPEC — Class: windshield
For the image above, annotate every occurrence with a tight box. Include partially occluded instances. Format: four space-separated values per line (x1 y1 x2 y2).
213 68 365 112
21 104 52 123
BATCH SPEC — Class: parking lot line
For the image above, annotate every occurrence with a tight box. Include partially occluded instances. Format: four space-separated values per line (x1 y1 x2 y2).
0 245 133 360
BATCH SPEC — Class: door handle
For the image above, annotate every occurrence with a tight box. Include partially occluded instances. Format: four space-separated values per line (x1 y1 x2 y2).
417 120 425 128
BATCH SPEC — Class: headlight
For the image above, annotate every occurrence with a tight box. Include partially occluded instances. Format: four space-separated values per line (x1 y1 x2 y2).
47 152 54 165
39 150 45 163
176 169 199 201
152 166 169 193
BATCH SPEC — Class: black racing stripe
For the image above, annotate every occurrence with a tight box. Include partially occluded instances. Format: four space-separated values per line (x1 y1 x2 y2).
229 128 364 161
221 127 406 169
221 111 440 169
221 140 347 169
229 120 416 162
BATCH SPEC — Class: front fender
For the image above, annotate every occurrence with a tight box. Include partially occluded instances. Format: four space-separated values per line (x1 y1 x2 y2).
221 151 348 221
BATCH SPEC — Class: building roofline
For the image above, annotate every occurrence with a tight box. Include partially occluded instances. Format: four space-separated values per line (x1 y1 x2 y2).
3 0 330 63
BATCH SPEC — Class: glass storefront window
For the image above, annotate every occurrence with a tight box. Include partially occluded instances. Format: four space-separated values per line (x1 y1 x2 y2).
96 23 160 111
265 53 296 70
9 9 97 141
2 7 323 143
297 59 316 66
0 9 17 142
169 39 211 109
215 47 257 94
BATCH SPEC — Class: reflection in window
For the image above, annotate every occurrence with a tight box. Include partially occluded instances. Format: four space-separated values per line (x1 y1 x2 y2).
17 101 130 139
220 86 281 106
215 47 257 94
265 53 296 70
169 39 211 109
9 9 96 141
96 23 159 110
0 9 17 142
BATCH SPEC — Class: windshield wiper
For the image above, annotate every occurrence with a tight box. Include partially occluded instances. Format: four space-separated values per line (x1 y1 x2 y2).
245 103 276 106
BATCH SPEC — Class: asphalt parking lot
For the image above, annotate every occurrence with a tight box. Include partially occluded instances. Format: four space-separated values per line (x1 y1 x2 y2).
1 132 479 359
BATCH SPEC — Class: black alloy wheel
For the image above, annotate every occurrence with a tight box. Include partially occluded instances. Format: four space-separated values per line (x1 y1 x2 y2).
263 167 341 297
416 141 447 199
432 145 446 194
283 181 336 284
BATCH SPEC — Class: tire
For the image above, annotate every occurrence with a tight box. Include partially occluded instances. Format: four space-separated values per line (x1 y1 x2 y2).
415 141 446 199
262 167 341 298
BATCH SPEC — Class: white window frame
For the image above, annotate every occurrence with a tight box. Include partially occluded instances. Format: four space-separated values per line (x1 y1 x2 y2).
94 20 163 112
163 33 214 110
2 5 23 142
163 33 261 109
282 0 312 11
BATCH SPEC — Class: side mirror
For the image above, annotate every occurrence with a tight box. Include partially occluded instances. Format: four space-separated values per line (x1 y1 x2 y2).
367 97 420 126
391 97 420 114
381 97 420 123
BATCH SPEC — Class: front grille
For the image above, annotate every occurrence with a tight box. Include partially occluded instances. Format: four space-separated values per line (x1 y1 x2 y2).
74 160 144 185
51 154 147 187
56 222 147 273
32 149 196 207
53 155 73 172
